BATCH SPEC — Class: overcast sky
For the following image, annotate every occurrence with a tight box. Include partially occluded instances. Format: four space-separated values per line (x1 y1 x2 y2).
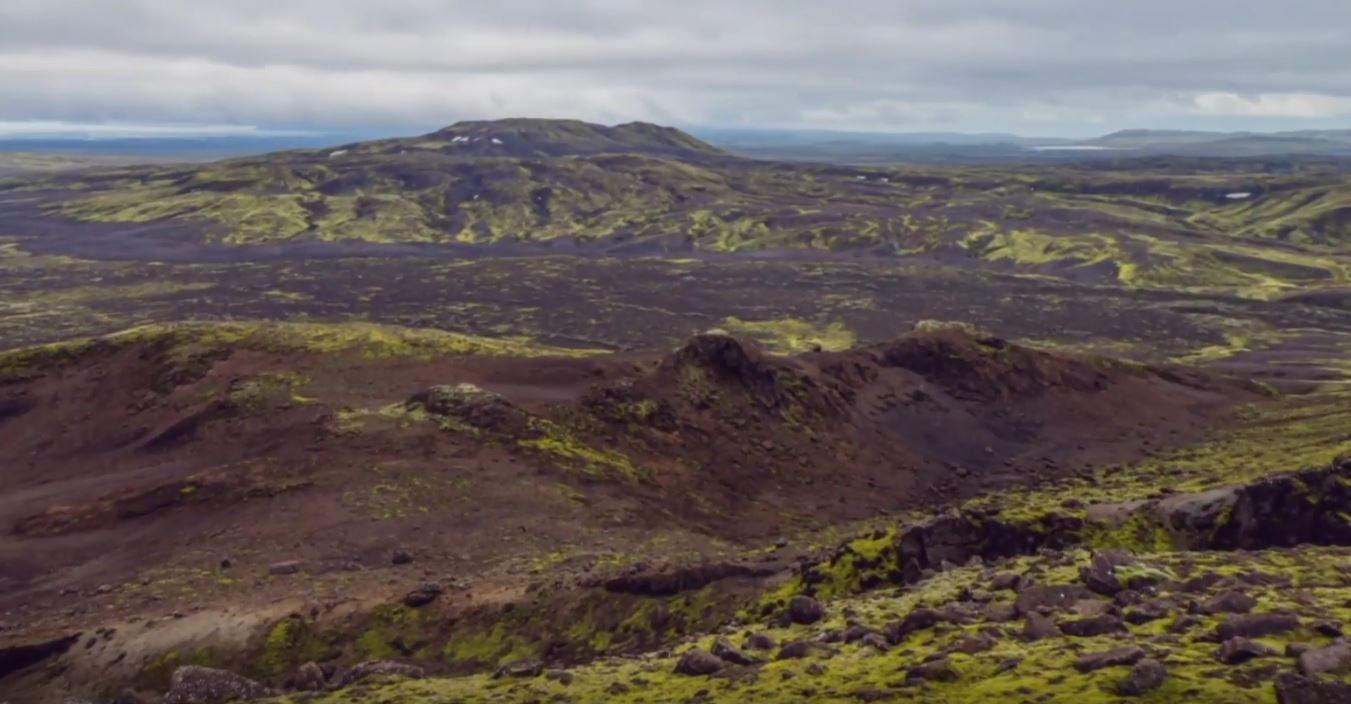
3 0 1351 137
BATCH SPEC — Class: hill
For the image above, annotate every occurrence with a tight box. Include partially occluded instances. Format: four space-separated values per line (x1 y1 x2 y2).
4 118 1351 300
1089 129 1351 157
0 319 1286 703
419 118 724 159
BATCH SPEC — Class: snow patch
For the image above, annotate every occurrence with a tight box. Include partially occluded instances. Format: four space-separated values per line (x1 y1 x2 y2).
1225 192 1254 200
328 149 348 158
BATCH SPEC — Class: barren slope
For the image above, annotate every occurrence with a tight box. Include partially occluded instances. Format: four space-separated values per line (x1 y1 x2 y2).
0 320 1262 702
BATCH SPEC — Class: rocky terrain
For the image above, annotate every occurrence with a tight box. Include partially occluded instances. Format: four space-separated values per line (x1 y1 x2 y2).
2 119 1351 302
3 119 1351 704
0 316 1349 703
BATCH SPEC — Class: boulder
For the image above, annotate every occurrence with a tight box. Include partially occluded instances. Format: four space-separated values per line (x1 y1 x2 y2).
985 603 1018 623
336 661 425 687
161 666 274 704
937 603 981 625
405 384 528 433
1288 643 1315 658
493 660 544 679
776 640 815 660
1080 551 1130 596
906 657 959 682
674 649 725 676
991 573 1022 591
1210 460 1351 550
1170 614 1203 634
1217 613 1301 640
860 633 890 652
402 582 443 608
1118 658 1166 696
712 638 760 666
1073 646 1145 673
267 561 301 576
815 629 845 644
1125 600 1173 625
788 595 825 625
1299 643 1351 677
884 607 940 644
744 633 775 651
1014 584 1094 616
292 662 326 692
1316 622 1346 638
1275 672 1351 704
841 625 874 643
947 633 996 655
1060 615 1127 638
1069 599 1113 618
1218 637 1279 665
1198 591 1257 615
1023 612 1062 641
1114 590 1145 607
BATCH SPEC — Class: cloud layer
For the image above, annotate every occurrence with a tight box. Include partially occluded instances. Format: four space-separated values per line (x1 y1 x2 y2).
3 0 1350 134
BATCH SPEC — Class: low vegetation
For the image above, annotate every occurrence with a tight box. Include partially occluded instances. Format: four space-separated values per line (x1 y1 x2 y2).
16 119 1351 299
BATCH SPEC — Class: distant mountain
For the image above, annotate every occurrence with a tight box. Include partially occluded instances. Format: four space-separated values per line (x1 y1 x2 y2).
7 116 1351 301
418 118 724 159
700 127 1351 163
697 127 1043 147
1087 129 1351 157
7 121 1351 165
0 134 373 159
695 127 1068 164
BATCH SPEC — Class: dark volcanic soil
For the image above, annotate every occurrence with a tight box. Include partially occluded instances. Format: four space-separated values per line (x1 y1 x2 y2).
0 327 1254 656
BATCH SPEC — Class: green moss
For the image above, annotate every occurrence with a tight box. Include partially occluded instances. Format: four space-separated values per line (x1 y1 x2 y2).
0 320 601 377
135 647 218 690
256 616 337 677
358 605 433 661
518 418 645 481
804 529 901 600
1086 512 1178 553
266 545 1351 704
442 621 539 668
718 316 856 354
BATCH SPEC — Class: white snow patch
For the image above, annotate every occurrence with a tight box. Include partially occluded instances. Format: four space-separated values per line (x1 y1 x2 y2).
328 149 348 158
1225 192 1254 200
491 137 503 145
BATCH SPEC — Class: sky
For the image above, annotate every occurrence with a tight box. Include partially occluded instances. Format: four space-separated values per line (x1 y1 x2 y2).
3 0 1351 138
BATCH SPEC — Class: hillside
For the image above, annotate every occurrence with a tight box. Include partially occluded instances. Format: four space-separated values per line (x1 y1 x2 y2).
0 119 1349 300
4 320 1351 703
1089 129 1351 157
0 320 1280 701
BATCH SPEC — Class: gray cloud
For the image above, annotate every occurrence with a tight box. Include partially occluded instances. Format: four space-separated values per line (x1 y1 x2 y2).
2 0 1350 134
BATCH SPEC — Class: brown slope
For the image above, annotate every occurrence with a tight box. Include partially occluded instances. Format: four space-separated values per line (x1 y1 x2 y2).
1 325 1250 577
0 322 1258 697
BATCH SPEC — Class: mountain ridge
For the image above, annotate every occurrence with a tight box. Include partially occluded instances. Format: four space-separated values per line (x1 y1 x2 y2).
370 117 728 160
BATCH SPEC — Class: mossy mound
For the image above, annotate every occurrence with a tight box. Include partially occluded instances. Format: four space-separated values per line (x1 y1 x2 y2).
258 541 1351 704
0 320 600 382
